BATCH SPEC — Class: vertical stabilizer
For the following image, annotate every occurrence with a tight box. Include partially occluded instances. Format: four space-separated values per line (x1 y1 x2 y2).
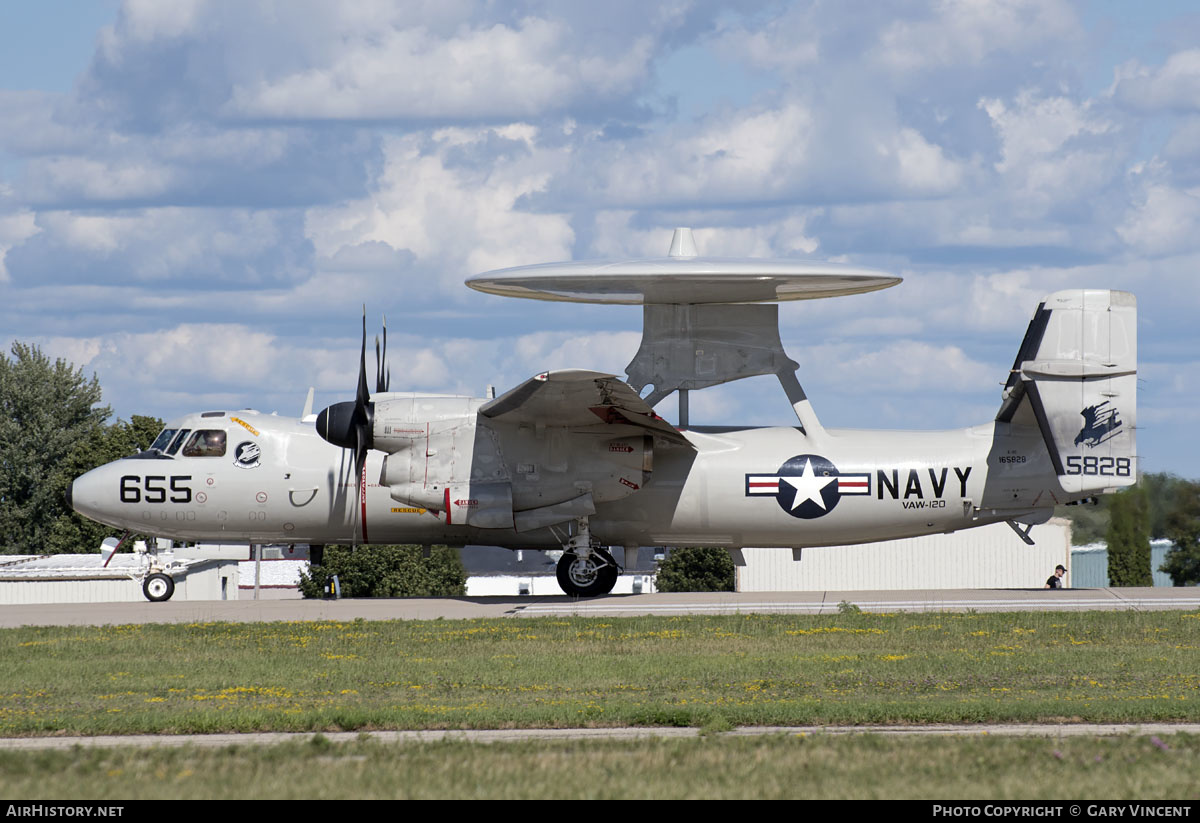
997 290 1137 494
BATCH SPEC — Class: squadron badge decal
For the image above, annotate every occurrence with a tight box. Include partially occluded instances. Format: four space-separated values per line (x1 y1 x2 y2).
1074 401 1123 448
745 454 870 519
234 441 262 469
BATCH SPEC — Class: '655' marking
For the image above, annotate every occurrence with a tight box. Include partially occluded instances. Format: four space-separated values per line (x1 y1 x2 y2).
120 475 192 504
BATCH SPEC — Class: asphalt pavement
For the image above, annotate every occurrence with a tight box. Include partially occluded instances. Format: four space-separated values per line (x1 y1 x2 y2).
1 586 1198 627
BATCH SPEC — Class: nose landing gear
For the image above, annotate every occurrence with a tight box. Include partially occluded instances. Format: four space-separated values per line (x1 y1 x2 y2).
143 572 176 602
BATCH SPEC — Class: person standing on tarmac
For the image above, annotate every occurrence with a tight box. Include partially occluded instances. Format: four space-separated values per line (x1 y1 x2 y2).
1044 564 1067 589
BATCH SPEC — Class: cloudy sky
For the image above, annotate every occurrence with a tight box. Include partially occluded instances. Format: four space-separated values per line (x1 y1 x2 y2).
2 0 1198 476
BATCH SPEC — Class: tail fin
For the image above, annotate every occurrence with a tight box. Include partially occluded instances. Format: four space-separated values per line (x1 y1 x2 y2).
996 290 1137 495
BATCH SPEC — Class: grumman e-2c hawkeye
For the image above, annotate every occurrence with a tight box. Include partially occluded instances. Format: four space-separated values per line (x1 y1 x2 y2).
70 229 1137 600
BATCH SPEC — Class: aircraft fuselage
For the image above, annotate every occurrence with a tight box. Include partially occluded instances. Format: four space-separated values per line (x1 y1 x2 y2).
70 407 1062 552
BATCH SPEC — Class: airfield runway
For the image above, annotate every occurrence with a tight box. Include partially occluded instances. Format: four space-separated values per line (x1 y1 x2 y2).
1 586 1197 628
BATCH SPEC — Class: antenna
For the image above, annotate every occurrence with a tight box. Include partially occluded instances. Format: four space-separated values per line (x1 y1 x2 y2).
466 228 901 435
668 227 698 258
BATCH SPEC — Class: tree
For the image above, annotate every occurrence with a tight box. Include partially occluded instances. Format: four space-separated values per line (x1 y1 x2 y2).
44 415 163 554
0 343 110 554
297 545 467 598
655 546 735 592
0 342 161 554
1106 485 1152 586
1055 473 1189 545
1055 496 1110 544
1160 481 1200 586
1141 473 1191 539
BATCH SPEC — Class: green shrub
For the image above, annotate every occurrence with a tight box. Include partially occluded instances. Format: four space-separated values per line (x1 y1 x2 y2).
1161 481 1200 586
1107 486 1152 587
298 545 466 598
655 546 735 592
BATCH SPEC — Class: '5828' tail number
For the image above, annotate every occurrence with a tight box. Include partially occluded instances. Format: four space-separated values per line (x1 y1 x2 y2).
1064 456 1131 477
120 475 193 504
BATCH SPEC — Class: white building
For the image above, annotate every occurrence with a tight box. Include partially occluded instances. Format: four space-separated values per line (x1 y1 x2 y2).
0 553 239 604
736 519 1072 591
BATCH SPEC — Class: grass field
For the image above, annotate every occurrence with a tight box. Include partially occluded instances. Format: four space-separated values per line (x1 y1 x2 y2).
3 734 1199 800
4 609 1200 799
4 609 1200 736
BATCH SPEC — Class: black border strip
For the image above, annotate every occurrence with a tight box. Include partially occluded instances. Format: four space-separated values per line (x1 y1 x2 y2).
1004 303 1051 390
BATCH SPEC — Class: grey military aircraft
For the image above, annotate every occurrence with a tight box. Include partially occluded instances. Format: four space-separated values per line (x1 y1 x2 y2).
70 230 1137 600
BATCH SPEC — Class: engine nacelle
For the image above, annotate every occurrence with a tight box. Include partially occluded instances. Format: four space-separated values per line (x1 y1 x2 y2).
380 419 514 528
372 393 482 453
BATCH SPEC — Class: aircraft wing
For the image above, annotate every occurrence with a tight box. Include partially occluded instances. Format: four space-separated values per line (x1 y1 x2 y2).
480 369 692 446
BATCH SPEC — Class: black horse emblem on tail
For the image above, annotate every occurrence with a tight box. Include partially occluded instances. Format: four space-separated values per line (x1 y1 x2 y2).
1074 402 1122 447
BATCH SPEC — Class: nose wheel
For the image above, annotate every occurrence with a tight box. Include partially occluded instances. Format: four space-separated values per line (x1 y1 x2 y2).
556 548 619 597
143 572 176 602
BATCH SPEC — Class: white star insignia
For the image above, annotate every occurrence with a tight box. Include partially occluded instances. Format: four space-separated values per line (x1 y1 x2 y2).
780 459 836 511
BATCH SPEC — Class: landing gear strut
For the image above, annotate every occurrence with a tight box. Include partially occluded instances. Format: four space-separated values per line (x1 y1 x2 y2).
119 535 183 602
555 517 620 597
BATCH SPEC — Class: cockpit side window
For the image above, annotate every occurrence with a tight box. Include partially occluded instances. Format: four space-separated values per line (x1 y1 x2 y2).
166 429 191 455
149 429 178 452
181 429 227 457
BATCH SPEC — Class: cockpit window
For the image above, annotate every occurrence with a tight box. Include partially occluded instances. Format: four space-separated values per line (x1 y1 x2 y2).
181 429 227 457
166 429 191 455
149 429 178 452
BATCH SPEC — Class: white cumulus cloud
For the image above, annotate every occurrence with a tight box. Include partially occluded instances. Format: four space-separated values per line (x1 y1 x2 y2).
1113 49 1200 112
305 127 574 293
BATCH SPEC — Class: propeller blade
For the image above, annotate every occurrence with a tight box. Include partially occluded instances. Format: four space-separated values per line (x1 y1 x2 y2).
350 460 361 551
312 306 380 548
355 422 369 485
378 316 389 393
354 422 369 546
356 307 370 412
374 334 382 395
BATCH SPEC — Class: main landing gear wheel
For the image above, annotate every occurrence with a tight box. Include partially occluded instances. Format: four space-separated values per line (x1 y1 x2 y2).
556 549 619 597
143 573 175 602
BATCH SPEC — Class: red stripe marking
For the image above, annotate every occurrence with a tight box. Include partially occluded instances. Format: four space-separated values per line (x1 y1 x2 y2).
444 487 451 525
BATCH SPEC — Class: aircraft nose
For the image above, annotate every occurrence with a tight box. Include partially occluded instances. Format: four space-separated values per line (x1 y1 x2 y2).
70 465 113 524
